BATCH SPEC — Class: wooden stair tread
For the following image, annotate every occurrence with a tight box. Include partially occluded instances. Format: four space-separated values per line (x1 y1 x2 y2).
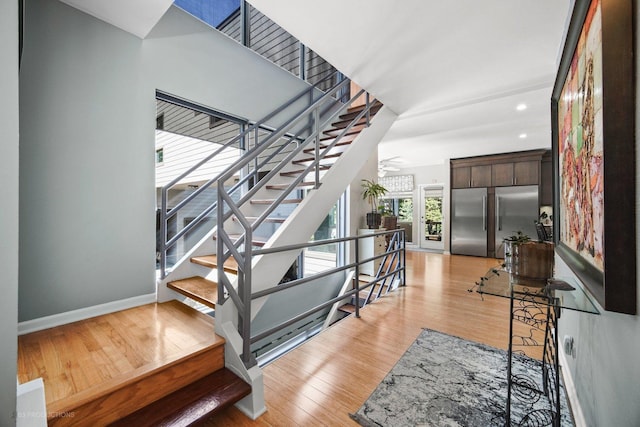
250 198 302 205
319 132 358 143
109 368 251 427
344 100 382 115
266 182 317 190
323 123 367 137
168 276 218 308
303 141 350 153
191 254 238 273
292 152 342 164
338 304 357 314
212 233 267 247
17 301 225 425
280 166 330 177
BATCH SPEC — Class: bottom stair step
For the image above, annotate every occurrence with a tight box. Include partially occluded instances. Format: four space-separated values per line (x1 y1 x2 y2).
109 368 251 427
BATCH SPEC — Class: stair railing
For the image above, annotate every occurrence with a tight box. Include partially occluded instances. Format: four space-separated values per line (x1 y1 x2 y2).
215 88 380 367
159 71 342 279
247 229 405 365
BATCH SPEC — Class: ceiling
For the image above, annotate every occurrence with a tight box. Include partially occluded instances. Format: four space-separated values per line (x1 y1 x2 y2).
60 0 572 169
247 0 572 168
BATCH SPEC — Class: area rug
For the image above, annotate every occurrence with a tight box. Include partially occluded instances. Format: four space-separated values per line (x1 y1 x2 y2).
350 328 573 427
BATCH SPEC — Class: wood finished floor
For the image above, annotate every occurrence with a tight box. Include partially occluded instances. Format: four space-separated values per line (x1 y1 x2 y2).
209 251 535 426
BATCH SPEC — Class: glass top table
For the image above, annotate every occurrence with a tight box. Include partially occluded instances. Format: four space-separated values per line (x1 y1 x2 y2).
476 267 600 315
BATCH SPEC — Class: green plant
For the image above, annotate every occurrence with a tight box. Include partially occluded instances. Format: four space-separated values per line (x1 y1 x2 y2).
361 179 388 213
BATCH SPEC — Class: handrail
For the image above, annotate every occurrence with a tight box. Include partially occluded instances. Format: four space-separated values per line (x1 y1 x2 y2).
159 70 344 278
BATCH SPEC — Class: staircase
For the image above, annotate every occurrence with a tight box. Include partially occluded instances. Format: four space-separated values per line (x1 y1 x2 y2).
163 100 383 311
151 74 398 419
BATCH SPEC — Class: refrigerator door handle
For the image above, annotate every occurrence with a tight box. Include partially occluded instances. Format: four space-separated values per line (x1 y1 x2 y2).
482 196 487 231
496 196 502 231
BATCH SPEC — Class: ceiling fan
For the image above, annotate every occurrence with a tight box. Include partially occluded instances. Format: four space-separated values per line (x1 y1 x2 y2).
378 156 403 177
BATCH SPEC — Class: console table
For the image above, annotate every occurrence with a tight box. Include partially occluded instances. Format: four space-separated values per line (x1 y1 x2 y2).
476 268 599 426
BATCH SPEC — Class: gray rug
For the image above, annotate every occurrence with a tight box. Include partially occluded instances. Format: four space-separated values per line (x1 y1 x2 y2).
350 329 573 427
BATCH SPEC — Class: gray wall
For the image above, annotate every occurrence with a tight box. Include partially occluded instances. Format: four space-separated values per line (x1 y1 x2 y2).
19 0 313 321
0 0 19 422
555 6 640 426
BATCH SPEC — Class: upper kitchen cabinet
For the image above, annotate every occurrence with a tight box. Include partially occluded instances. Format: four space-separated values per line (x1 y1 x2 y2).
491 160 539 186
451 150 549 190
451 165 491 188
513 160 539 185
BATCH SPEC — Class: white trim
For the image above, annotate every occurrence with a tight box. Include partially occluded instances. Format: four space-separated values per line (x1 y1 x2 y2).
18 293 157 335
16 378 47 427
559 347 586 427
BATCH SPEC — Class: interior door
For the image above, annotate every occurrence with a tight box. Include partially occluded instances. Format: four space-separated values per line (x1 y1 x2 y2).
419 185 444 251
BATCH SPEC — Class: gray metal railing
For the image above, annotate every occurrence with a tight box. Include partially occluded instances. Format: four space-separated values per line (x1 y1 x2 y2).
158 71 345 278
214 88 380 367
240 229 405 367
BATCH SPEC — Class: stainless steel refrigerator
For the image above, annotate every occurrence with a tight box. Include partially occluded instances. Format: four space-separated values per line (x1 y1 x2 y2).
451 187 488 257
494 185 538 258
451 185 538 257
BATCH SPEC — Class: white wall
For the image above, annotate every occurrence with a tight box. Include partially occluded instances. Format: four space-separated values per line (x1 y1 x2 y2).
0 0 19 422
555 6 640 426
18 0 314 321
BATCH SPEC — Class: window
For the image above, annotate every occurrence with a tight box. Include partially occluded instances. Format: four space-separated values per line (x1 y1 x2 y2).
155 148 164 164
156 113 164 130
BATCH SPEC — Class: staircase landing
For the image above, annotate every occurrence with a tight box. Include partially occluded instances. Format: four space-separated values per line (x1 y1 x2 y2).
17 300 236 426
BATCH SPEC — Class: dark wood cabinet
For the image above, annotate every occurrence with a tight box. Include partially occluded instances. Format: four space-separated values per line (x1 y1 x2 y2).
452 165 492 188
470 165 491 187
513 161 539 185
540 153 553 206
492 163 514 187
451 167 471 189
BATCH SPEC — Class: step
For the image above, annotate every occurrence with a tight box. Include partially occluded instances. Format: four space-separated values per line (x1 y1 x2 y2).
110 368 251 426
266 181 317 190
243 216 287 223
303 140 352 154
168 276 218 308
190 254 238 273
17 301 225 426
292 152 342 165
250 198 303 205
330 115 371 130
280 165 330 177
323 123 367 137
319 131 358 143
212 233 267 247
344 100 383 116
338 304 357 315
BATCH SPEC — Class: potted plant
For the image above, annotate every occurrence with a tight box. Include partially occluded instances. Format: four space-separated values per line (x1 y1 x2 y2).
503 231 554 281
361 179 388 229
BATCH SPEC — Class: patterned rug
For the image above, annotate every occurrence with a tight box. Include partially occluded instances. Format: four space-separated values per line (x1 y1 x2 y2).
350 329 573 427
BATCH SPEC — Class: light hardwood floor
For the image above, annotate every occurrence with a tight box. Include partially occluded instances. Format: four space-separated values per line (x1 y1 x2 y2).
209 251 529 426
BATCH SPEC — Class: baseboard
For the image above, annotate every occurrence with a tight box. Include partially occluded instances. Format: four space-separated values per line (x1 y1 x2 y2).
18 293 157 335
559 348 586 427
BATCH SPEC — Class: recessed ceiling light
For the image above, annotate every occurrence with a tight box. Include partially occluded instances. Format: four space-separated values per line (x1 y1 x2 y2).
519 133 527 139
516 104 527 111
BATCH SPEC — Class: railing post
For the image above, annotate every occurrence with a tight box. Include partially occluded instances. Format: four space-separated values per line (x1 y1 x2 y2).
314 107 320 189
365 92 371 127
240 0 250 47
354 237 361 318
160 190 167 279
402 229 406 286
